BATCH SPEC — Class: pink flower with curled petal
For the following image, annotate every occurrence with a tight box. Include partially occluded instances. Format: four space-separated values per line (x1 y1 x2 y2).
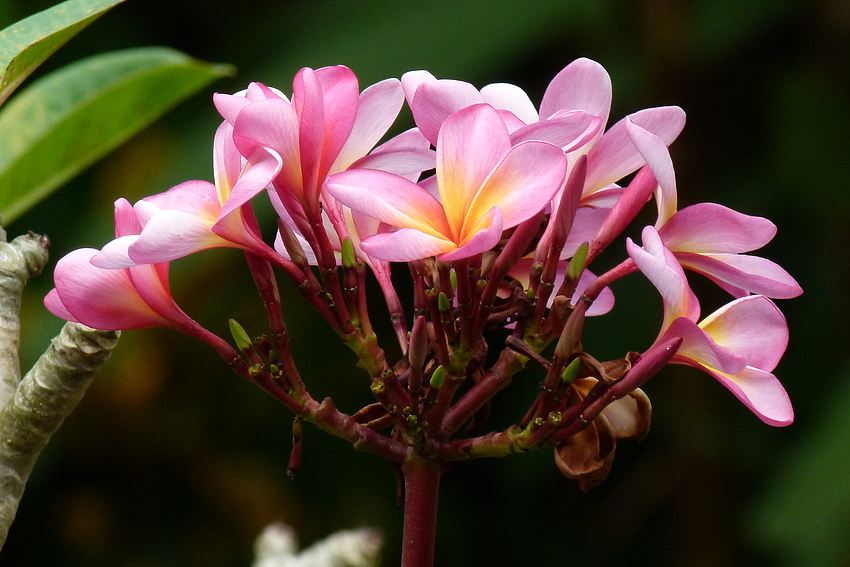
626 120 802 299
45 247 199 333
658 203 803 298
92 122 279 269
326 104 567 262
627 226 793 426
403 59 686 259
214 67 435 228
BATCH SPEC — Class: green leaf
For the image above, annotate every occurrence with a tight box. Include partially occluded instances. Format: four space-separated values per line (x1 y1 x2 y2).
0 0 127 107
0 47 235 224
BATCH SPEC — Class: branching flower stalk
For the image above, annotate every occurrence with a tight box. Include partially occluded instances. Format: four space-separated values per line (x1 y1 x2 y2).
43 60 802 566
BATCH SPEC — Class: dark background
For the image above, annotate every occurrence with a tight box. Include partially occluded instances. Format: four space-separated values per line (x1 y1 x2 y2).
2 0 849 565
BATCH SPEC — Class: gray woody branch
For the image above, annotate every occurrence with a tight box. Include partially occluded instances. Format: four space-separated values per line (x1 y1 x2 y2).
0 227 119 547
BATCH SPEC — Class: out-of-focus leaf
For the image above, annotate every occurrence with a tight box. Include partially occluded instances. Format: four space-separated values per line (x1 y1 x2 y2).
0 47 234 224
0 0 127 107
747 364 850 566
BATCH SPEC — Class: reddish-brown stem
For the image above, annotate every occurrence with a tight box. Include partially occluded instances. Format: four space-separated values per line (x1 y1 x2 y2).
304 398 409 463
439 349 525 437
401 457 442 567
582 258 637 302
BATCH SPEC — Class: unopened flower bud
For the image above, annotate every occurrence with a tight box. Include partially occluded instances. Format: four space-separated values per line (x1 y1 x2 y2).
341 237 357 269
229 319 253 353
560 357 582 385
430 366 445 390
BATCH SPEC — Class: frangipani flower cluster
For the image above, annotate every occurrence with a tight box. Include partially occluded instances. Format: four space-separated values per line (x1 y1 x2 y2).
44 58 800 561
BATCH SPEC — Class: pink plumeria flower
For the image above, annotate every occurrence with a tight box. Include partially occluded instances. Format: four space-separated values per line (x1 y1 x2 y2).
47 197 212 335
92 122 278 268
214 67 435 230
403 59 687 259
627 226 793 426
326 103 567 262
45 248 199 332
626 120 802 299
658 203 803 298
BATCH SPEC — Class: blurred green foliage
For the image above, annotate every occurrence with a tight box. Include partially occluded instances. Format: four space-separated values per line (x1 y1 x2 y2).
1 0 848 566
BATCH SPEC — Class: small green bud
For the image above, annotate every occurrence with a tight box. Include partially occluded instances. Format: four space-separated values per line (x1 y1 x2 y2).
406 414 419 427
248 363 264 377
341 237 357 269
229 319 253 352
567 242 590 282
430 366 445 390
560 357 582 385
370 380 386 394
526 287 535 301
268 364 280 375
438 292 451 312
534 416 545 427
449 268 458 292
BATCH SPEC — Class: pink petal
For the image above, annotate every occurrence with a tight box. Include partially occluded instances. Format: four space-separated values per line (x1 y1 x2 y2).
50 249 173 330
360 228 455 262
326 169 451 238
625 118 677 226
675 252 803 299
698 295 788 372
436 104 512 236
143 180 221 220
90 235 140 269
333 78 404 172
665 317 747 375
44 288 78 322
411 79 486 145
539 58 612 126
213 91 251 125
509 111 602 152
213 122 242 195
400 70 436 105
575 269 615 316
217 146 282 219
697 365 793 427
659 203 777 253
232 97 302 197
113 198 141 237
128 210 228 264
627 226 700 328
311 66 361 181
584 106 686 193
479 82 538 124
349 147 436 179
465 140 566 233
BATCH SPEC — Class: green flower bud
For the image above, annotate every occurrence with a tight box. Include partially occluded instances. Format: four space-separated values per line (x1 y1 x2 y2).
341 237 357 269
438 292 451 313
560 357 582 385
567 241 589 282
430 366 445 390
229 319 253 352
